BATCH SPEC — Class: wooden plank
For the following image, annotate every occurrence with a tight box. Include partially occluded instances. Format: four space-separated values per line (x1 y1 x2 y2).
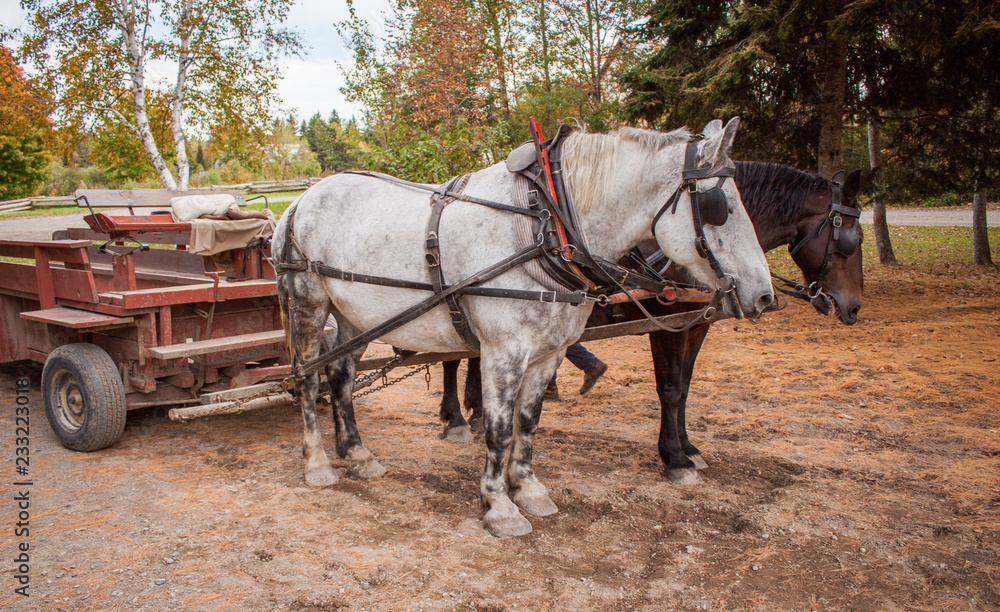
0 262 99 305
578 310 730 343
146 326 332 360
76 188 247 208
0 239 94 261
59 227 193 245
20 307 134 329
111 279 277 310
145 329 285 360
84 213 191 234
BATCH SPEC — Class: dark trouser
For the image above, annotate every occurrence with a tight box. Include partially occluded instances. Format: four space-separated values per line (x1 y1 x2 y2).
550 342 599 385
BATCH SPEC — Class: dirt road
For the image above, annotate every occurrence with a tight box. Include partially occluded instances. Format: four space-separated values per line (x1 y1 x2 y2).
1 259 997 611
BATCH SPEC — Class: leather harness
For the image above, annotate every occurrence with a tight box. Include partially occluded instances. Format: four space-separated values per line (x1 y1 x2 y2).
276 124 742 378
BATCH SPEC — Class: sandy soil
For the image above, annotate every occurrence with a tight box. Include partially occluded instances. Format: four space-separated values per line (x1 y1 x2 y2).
1 263 998 611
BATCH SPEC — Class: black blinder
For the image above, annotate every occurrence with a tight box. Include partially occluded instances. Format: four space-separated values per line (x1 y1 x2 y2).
834 226 861 257
698 187 730 227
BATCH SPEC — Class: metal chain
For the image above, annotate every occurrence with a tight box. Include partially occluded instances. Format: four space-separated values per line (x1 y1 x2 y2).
353 363 434 399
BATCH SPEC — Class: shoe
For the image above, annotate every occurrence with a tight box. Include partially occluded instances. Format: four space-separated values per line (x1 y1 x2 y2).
543 379 559 400
579 361 608 395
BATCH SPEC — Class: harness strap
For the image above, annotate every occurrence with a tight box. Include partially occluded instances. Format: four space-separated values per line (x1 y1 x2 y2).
426 174 480 350
280 260 587 304
294 241 547 378
343 170 546 219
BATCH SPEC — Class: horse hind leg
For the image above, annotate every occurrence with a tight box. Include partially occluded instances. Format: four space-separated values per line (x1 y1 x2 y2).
439 360 473 443
279 276 338 488
464 356 484 432
507 353 560 518
324 318 386 480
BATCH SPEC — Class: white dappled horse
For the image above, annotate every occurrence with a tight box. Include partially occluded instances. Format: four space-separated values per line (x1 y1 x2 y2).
274 118 773 536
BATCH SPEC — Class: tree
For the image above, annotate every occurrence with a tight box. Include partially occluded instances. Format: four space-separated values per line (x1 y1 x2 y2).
19 0 300 190
850 0 999 265
621 0 860 176
302 112 361 173
0 45 51 200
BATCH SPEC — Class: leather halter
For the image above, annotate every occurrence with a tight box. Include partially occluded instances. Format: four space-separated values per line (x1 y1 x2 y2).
651 138 736 283
781 176 861 304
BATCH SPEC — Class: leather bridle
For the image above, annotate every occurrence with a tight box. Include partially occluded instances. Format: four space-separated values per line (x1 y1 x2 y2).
774 176 861 307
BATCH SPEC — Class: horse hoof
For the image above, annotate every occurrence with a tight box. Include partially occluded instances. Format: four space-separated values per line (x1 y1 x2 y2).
348 458 387 480
440 425 473 443
666 468 702 485
513 489 559 517
305 465 339 488
687 454 708 470
483 507 533 537
468 417 484 433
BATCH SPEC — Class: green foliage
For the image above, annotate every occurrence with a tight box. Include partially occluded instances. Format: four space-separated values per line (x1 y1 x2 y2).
302 112 361 173
0 45 52 199
0 134 49 200
41 163 111 196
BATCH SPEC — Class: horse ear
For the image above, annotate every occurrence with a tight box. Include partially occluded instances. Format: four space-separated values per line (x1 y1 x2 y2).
697 117 739 166
843 169 863 203
832 170 846 184
701 119 723 138
717 117 740 159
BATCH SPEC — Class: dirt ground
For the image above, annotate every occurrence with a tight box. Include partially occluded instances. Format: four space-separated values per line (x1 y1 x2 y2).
1 261 999 611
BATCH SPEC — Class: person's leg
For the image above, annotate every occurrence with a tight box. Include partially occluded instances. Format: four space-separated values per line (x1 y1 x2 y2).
565 343 607 394
564 342 599 371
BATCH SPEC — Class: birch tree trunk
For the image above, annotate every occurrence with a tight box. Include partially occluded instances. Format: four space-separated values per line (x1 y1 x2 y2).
172 0 195 190
867 118 897 265
117 2 178 190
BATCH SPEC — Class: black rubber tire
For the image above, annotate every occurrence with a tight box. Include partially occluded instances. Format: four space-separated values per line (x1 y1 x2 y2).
42 343 127 452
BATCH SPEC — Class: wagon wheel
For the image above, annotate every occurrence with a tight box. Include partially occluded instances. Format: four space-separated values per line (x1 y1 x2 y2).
42 343 127 452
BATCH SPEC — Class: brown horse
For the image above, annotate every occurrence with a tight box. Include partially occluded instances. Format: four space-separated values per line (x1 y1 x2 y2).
438 162 864 484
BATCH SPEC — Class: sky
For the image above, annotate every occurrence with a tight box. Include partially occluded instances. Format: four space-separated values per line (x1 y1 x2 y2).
0 0 391 124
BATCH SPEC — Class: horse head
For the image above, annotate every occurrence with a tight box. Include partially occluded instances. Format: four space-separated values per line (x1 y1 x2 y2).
651 118 774 319
789 169 864 325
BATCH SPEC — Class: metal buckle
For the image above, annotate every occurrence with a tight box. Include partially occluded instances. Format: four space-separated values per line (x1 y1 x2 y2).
558 244 577 262
685 180 698 193
832 215 843 228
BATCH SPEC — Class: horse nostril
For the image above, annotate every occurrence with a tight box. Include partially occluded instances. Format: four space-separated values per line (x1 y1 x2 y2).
850 304 861 317
756 293 774 313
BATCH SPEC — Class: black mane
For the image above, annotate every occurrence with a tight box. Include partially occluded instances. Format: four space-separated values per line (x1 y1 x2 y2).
735 161 829 230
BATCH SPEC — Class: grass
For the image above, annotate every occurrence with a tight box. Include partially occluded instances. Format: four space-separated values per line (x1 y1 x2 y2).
767 224 1000 282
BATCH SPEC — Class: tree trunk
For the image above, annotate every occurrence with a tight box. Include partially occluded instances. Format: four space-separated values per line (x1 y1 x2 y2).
972 188 993 266
973 95 993 266
540 0 554 128
483 0 510 121
119 7 177 190
171 0 195 190
867 119 897 265
817 2 848 178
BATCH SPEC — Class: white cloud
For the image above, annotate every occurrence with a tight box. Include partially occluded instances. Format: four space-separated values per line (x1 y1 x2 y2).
276 57 365 124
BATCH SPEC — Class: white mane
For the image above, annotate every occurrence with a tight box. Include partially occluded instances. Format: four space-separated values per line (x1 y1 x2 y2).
562 126 691 213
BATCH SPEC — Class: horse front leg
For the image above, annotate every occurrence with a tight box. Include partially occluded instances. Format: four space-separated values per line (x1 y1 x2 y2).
507 352 562 518
479 350 533 537
439 360 473 442
279 279 338 488
678 323 711 470
650 327 702 485
324 324 387 480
